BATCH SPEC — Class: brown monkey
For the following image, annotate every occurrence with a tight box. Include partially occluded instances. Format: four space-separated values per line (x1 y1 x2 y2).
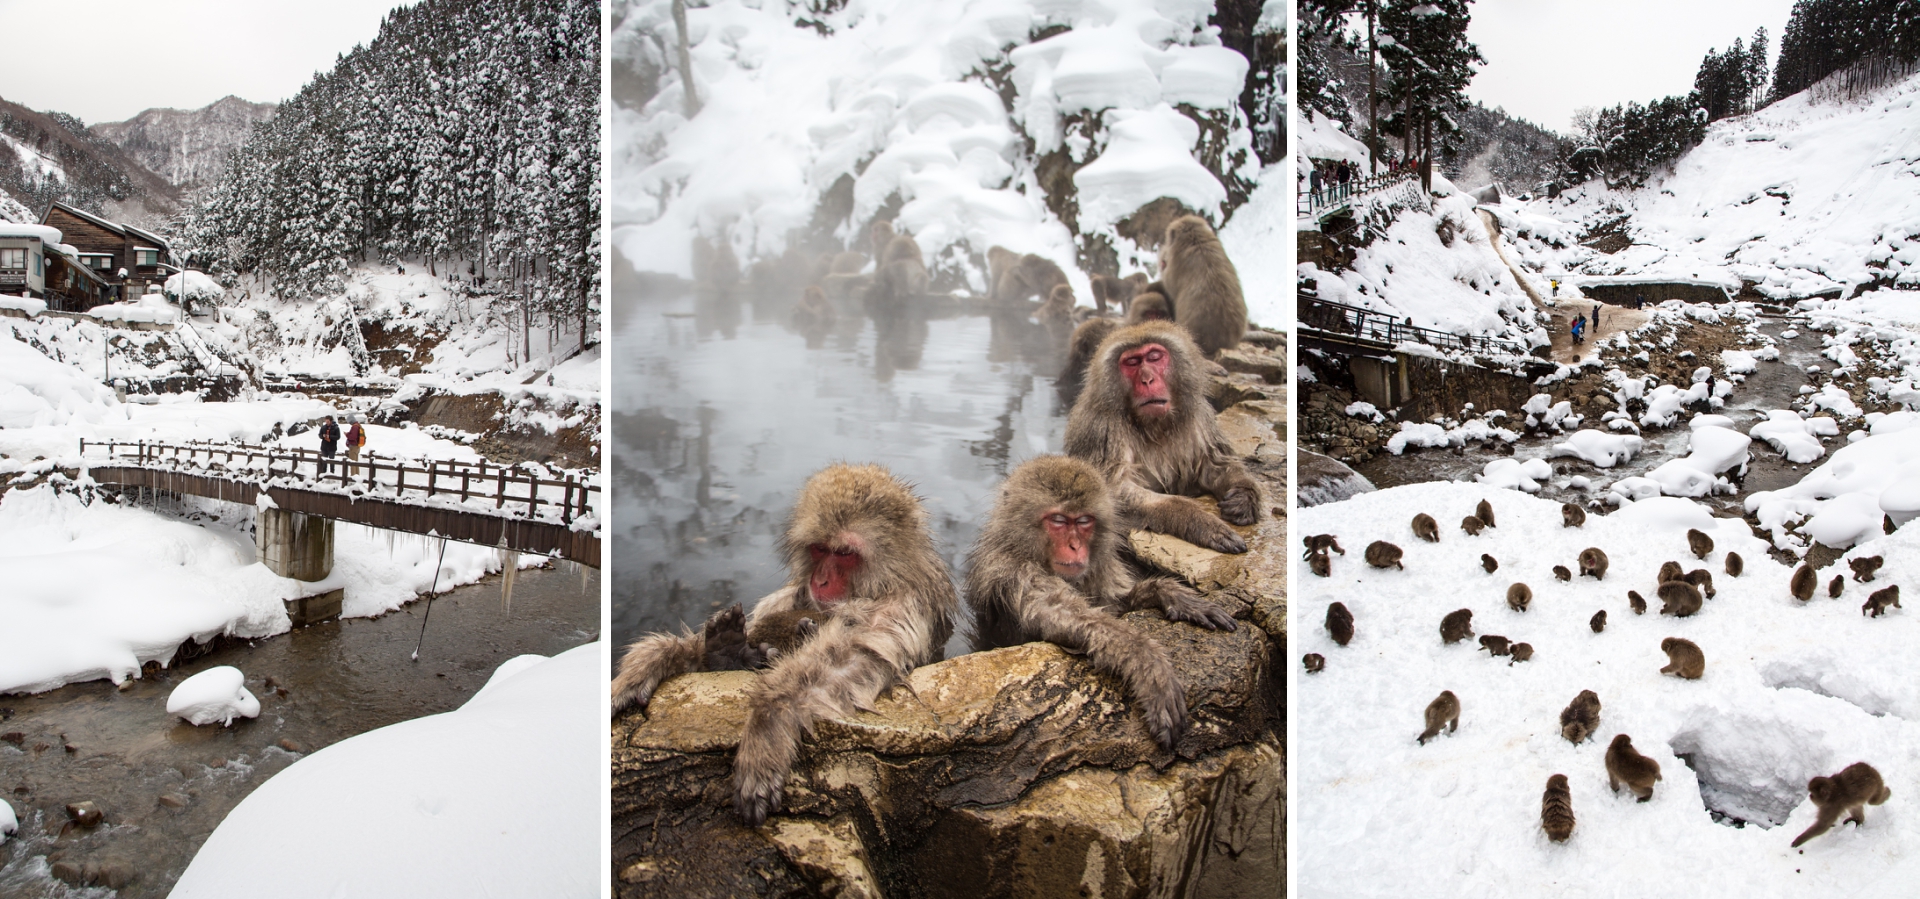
1684 568 1716 599
1479 634 1512 656
1412 513 1440 543
867 221 928 316
967 456 1237 752
701 604 775 671
1830 574 1846 598
1791 563 1816 601
1418 690 1460 745
1724 552 1743 578
1037 283 1078 350
1482 553 1499 574
1302 534 1347 558
1303 652 1326 673
611 463 959 824
1441 608 1474 644
1366 540 1405 570
791 285 836 331
1461 515 1485 535
1126 285 1174 324
986 246 1021 296
1060 317 1121 390
1476 498 1497 528
1309 552 1331 577
1852 555 1884 582
1542 774 1576 842
1326 601 1355 646
1579 548 1609 580
1509 642 1533 663
1089 272 1147 315
1554 565 1573 582
1606 734 1663 802
1628 590 1647 615
1659 637 1705 679
1561 690 1602 744
1063 321 1260 553
1507 582 1533 612
1791 762 1892 847
991 251 1070 309
1658 581 1703 617
1864 585 1901 617
1658 560 1685 584
1158 214 1248 356
1686 528 1714 560
745 608 830 657
1562 503 1587 528
1591 610 1607 633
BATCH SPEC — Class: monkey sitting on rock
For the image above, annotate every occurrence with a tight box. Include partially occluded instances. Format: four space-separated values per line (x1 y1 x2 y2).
1158 214 1249 357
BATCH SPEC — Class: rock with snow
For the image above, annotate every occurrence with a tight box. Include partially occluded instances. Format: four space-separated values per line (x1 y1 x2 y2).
167 666 261 727
1549 429 1643 468
1477 457 1554 492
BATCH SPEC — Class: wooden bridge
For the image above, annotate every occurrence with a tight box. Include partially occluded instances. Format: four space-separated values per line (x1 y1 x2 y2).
1299 169 1420 223
81 440 600 568
1296 293 1532 359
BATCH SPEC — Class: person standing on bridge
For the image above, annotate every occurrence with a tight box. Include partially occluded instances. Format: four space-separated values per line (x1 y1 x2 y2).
346 419 367 464
318 416 341 475
1571 314 1585 345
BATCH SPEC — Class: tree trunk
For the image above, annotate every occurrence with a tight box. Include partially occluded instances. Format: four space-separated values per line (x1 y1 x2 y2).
673 0 701 117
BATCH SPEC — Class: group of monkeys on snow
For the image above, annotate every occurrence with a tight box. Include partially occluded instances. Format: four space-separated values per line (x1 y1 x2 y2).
1304 496 1899 847
615 216 1261 825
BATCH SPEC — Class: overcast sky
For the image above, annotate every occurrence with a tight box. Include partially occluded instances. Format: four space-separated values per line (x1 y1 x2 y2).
1464 0 1799 136
0 0 418 124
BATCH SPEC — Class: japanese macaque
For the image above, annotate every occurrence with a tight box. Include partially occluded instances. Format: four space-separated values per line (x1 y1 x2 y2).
746 608 830 657
1628 590 1648 615
1418 690 1460 745
1441 608 1474 644
1090 272 1149 315
1791 763 1892 847
1562 503 1587 528
1686 528 1714 560
1508 582 1533 612
989 249 1070 310
1063 321 1261 553
700 604 774 671
1126 284 1174 324
867 220 928 316
1658 561 1685 585
1591 610 1607 633
1037 284 1078 350
1830 574 1846 598
1482 554 1499 574
1303 534 1346 558
1476 498 1497 529
1412 513 1440 543
966 455 1237 752
611 463 959 825
1659 637 1705 679
1509 642 1534 663
1852 555 1884 583
1791 563 1817 602
1366 541 1405 570
1658 581 1703 617
1326 601 1355 646
1724 552 1743 578
1561 690 1601 744
1579 548 1609 580
1865 585 1901 617
1461 515 1486 536
1554 565 1573 582
1309 552 1330 577
1479 634 1512 656
1606 734 1663 802
1157 214 1248 356
1059 318 1120 391
791 285 836 331
1303 652 1326 673
1683 568 1716 599
1542 774 1576 842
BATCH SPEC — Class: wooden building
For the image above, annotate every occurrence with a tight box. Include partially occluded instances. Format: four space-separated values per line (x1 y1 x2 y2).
40 201 175 302
0 222 111 311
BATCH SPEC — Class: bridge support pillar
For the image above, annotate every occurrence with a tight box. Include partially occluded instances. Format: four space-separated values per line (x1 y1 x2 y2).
258 507 334 581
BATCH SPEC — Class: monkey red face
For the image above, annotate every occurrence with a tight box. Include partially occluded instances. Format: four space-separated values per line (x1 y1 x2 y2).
806 535 864 603
1119 342 1173 417
1042 508 1096 580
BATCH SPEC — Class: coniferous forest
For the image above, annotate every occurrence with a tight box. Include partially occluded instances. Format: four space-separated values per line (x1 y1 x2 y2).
186 0 600 352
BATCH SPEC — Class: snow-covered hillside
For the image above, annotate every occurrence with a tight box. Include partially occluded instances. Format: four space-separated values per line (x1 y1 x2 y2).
90 95 276 193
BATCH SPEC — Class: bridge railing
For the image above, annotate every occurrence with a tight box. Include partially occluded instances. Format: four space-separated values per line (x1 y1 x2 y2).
78 439 599 527
1297 293 1531 357
1299 168 1418 217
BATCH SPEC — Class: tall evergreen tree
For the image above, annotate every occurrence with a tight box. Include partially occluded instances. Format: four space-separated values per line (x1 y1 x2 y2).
1375 0 1484 189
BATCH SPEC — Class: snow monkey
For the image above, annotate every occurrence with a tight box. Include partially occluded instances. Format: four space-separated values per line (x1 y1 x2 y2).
1440 608 1474 644
745 608 831 657
1658 581 1703 617
1683 568 1716 599
791 285 837 331
1303 534 1346 559
966 455 1237 752
1590 610 1607 633
1482 553 1499 574
1659 637 1705 679
1686 528 1714 560
1865 585 1901 617
1830 574 1846 598
1791 563 1817 601
1509 642 1533 663
1658 560 1685 585
1542 774 1576 842
1791 762 1892 848
1560 690 1602 744
611 463 959 825
988 248 1070 310
1507 582 1533 612
1628 590 1648 615
1476 498 1497 529
1418 690 1460 745
1157 214 1248 356
1089 272 1148 315
1126 284 1174 324
1308 551 1331 578
1366 541 1405 570
866 220 928 317
1724 551 1744 578
1412 512 1440 543
1606 734 1663 802
1325 601 1355 646
1579 548 1609 580
1303 652 1326 673
1063 321 1261 553
1562 503 1587 528
1059 318 1120 393
1852 555 1884 583
1461 515 1485 536
700 604 775 672
1553 565 1573 582
1478 634 1512 657
1037 283 1078 350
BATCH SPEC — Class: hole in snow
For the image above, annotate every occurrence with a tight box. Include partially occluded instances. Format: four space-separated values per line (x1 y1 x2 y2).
1759 658 1901 719
1668 709 1825 829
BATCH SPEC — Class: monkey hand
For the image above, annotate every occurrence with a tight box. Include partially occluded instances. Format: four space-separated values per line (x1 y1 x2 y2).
1216 485 1259 527
1142 679 1192 751
733 757 788 826
1193 517 1249 554
1162 592 1239 632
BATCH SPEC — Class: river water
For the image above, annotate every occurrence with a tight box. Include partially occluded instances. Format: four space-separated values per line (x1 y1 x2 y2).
609 276 1071 654
0 564 598 898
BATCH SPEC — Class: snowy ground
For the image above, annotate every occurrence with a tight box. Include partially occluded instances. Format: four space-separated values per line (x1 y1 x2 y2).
1294 480 1920 896
169 643 599 898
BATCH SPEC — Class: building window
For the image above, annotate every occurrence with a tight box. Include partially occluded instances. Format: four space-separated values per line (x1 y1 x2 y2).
0 248 24 270
135 249 160 267
82 254 112 270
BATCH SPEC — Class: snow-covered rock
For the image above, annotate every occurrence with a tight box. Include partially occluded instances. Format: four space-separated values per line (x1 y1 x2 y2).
166 666 261 727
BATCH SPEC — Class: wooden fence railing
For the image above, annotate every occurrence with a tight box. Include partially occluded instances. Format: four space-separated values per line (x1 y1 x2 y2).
1297 293 1532 357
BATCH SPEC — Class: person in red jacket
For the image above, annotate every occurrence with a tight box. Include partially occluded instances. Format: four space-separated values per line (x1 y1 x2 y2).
345 419 367 464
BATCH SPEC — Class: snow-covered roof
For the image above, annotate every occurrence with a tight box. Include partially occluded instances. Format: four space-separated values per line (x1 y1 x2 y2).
0 223 63 244
46 201 170 251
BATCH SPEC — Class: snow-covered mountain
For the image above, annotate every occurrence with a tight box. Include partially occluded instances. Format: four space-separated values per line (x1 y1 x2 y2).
0 95 180 225
90 95 277 193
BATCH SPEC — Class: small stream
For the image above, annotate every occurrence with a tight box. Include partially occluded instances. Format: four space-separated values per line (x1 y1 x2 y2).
0 564 599 899
1354 318 1829 514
